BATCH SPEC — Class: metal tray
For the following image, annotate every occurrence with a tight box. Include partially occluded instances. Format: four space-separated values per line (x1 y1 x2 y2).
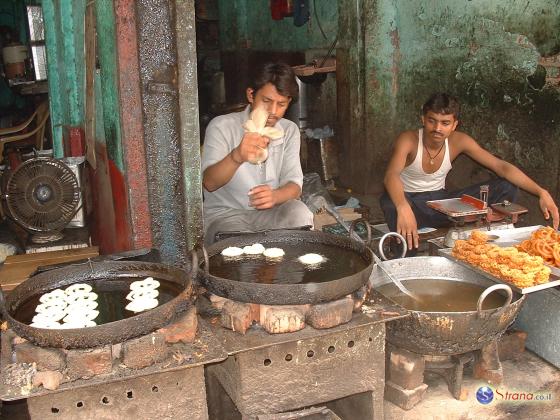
438 248 560 294
426 198 488 218
486 225 543 244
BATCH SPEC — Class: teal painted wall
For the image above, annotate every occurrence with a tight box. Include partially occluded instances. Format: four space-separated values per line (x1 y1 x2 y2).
43 0 85 157
218 0 338 51
43 0 124 170
95 0 124 171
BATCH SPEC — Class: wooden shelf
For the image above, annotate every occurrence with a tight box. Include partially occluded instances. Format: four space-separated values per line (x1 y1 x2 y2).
293 58 336 77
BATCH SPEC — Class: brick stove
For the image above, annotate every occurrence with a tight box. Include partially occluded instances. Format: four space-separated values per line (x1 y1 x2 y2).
0 306 227 419
385 339 507 410
201 290 407 420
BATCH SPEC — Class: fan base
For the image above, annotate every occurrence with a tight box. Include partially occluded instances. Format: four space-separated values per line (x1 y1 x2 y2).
31 232 64 244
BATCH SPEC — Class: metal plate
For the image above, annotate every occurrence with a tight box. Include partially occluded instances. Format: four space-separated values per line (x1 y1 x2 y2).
427 197 489 218
438 248 560 294
485 225 544 244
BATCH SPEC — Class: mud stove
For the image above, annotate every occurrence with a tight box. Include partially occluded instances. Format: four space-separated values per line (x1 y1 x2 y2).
201 290 407 420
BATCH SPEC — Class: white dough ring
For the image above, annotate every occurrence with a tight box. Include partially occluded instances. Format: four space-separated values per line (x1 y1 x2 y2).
36 300 67 313
63 309 99 323
31 320 62 329
65 283 93 295
66 300 99 312
130 277 160 291
33 310 65 323
126 289 159 301
64 292 98 304
39 289 66 303
125 297 159 313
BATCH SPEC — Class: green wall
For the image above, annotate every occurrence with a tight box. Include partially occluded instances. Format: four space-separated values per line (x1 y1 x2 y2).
218 0 338 51
43 0 123 169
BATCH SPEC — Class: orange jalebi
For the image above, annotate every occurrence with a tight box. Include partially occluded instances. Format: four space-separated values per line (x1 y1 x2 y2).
515 227 560 268
452 230 551 288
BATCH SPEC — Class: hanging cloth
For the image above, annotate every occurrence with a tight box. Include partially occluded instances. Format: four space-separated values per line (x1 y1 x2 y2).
293 0 310 27
271 0 288 20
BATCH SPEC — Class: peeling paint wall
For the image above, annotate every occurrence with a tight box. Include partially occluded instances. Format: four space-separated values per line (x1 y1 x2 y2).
339 0 560 225
218 0 338 52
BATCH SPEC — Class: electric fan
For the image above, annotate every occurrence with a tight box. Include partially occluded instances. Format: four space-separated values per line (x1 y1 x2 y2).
2 158 81 243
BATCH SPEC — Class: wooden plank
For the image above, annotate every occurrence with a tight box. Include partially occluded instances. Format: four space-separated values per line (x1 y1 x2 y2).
3 247 99 265
0 247 99 291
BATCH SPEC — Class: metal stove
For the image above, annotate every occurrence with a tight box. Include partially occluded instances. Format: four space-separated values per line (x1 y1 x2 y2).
202 290 407 420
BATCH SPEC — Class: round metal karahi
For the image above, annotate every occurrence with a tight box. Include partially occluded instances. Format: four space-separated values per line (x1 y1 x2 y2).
198 230 374 305
0 261 195 349
4 158 81 233
371 256 526 355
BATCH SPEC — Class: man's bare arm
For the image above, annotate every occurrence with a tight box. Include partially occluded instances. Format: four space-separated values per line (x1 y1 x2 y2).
460 134 559 228
203 132 269 192
383 132 420 249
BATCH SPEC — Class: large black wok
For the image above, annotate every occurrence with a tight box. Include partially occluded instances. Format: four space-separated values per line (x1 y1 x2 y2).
198 230 374 305
0 261 194 349
371 256 526 355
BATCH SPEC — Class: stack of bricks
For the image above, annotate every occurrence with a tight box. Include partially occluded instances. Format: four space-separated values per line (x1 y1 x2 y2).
213 286 367 334
8 306 198 392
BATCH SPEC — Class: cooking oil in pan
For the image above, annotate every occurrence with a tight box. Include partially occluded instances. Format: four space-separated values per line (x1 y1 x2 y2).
377 279 507 312
209 241 368 284
15 278 183 326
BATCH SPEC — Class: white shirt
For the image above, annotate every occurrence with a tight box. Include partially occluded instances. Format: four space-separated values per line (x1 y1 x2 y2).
400 129 452 192
201 106 303 217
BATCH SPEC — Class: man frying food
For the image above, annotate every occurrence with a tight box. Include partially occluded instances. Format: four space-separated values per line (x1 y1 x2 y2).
380 92 559 252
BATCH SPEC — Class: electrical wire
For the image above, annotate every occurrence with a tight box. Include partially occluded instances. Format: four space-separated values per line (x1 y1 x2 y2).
318 35 338 68
313 0 328 41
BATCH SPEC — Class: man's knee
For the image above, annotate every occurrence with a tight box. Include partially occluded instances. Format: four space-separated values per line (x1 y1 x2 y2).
379 192 395 212
492 178 518 202
277 200 314 228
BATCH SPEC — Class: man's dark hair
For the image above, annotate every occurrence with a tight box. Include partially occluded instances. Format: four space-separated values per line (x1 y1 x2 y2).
422 93 460 119
250 62 299 102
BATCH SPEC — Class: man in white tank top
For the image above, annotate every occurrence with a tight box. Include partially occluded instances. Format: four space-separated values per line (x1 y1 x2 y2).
381 93 559 253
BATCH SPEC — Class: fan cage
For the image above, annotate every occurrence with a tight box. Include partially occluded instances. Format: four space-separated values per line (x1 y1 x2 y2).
5 158 81 233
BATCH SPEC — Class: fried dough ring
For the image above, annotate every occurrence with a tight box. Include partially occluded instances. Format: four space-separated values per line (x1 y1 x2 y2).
470 230 489 244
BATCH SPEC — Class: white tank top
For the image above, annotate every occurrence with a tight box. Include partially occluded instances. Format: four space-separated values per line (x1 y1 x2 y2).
400 129 452 192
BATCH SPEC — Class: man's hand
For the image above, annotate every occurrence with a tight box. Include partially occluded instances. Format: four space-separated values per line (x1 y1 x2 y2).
539 190 559 229
249 184 277 209
396 204 419 250
235 132 269 164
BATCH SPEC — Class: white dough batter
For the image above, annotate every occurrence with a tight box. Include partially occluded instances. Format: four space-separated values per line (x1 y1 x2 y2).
298 253 324 265
263 247 285 258
242 243 265 255
221 246 244 257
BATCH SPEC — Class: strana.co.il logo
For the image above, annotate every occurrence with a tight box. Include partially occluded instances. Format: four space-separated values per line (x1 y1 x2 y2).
476 386 494 404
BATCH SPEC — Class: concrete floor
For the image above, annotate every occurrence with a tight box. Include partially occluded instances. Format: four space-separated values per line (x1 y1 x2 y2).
384 350 560 420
